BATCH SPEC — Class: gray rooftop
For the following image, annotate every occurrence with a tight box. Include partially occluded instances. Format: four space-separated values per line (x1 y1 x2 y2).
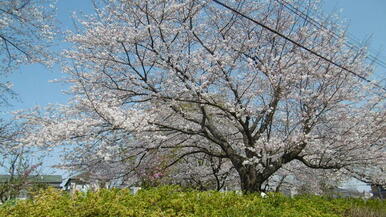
0 175 62 183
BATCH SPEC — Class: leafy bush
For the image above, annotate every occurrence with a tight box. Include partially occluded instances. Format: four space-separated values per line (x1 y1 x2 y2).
0 186 384 217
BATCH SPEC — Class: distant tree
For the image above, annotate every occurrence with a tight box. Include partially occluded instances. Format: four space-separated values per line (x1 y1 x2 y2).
18 0 385 193
266 161 344 195
0 146 41 203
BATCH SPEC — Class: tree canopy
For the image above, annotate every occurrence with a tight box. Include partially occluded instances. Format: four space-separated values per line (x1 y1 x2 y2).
18 0 386 192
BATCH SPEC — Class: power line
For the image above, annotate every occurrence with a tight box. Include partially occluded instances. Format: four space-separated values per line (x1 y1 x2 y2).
275 0 386 69
211 0 386 91
300 2 386 67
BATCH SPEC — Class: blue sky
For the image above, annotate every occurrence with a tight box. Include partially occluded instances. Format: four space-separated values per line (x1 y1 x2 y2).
5 0 93 113
3 1 386 187
323 0 386 79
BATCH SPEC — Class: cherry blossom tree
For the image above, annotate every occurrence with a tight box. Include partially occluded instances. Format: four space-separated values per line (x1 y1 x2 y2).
265 161 346 195
0 0 55 69
0 120 43 202
0 0 56 106
0 0 56 180
158 153 237 191
18 0 385 193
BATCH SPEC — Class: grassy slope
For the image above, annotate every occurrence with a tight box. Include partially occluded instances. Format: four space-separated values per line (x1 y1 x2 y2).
0 186 385 217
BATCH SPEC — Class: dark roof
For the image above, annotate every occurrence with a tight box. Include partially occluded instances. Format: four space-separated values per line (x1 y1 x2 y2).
0 175 62 183
63 172 92 186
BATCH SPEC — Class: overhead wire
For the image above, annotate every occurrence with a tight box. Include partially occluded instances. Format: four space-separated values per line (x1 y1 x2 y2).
275 0 386 69
211 0 386 91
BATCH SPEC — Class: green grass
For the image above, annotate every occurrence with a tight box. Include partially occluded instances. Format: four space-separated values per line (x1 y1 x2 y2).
0 186 385 217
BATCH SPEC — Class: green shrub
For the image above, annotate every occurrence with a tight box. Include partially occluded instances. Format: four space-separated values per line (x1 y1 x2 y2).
0 186 384 217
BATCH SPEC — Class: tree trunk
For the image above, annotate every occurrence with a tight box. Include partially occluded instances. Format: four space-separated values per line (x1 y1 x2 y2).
237 166 263 193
